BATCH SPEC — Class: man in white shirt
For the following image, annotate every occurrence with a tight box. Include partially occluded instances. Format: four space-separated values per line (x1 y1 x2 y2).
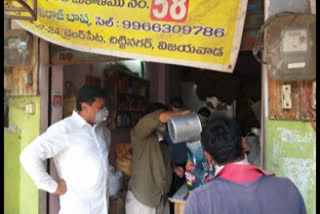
20 85 111 214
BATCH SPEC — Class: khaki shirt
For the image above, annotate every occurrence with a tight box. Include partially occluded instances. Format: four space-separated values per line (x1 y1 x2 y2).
128 110 173 208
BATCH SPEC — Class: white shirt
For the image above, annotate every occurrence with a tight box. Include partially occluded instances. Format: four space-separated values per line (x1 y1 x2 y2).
20 111 111 214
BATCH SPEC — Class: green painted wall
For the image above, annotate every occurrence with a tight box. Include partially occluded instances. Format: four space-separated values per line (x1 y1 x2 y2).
4 96 41 214
4 131 21 214
265 119 316 214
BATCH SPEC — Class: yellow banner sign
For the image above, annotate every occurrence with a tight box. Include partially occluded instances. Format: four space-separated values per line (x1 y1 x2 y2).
12 0 248 72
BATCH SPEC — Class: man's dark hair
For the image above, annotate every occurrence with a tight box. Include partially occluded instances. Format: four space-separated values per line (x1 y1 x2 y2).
198 107 211 118
201 116 243 165
76 85 106 111
169 96 183 107
145 102 169 115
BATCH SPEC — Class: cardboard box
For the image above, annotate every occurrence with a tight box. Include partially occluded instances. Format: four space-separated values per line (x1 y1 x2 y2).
169 184 188 214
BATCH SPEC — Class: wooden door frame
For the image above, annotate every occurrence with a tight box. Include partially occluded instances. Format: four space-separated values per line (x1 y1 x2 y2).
39 40 64 214
48 65 64 214
38 39 49 214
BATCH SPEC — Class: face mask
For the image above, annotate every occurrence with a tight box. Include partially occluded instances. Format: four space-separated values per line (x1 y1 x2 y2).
93 107 109 124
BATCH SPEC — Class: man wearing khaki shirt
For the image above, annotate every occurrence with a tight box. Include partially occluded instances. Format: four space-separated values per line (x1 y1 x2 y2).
126 102 189 214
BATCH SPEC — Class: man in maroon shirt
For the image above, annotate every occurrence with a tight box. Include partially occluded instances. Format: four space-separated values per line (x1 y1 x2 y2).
184 116 306 214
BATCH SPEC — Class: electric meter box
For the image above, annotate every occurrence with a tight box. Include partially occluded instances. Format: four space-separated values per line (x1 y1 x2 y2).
264 14 315 81
4 30 33 67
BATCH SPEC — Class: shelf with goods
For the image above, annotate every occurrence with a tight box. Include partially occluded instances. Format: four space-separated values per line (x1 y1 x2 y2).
104 65 149 129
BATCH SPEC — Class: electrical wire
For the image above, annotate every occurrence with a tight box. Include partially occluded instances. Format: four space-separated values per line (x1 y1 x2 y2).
305 81 316 132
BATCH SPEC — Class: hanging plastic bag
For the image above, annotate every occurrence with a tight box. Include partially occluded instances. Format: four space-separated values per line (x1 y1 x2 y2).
185 140 215 194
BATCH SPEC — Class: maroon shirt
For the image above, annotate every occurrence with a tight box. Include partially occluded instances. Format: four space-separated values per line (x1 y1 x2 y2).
184 163 306 214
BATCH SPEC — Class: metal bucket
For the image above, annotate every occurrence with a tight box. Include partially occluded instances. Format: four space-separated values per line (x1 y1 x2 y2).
168 112 202 143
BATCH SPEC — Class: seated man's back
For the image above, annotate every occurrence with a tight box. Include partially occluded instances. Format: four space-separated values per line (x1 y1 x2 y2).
184 116 306 214
185 173 305 214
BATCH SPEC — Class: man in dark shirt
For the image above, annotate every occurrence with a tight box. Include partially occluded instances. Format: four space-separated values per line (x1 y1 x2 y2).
184 116 306 214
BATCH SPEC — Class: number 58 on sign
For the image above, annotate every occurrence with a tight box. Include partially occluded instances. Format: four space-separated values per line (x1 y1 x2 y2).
150 0 189 22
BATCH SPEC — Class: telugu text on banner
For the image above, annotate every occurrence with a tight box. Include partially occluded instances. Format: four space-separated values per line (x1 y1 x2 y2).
10 0 248 72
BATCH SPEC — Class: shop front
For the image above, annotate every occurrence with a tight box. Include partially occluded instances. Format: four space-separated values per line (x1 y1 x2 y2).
4 0 315 214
